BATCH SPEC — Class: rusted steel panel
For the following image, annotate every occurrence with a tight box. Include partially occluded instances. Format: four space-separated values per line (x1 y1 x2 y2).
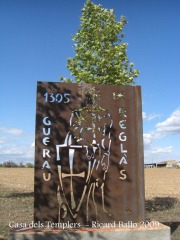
34 82 145 226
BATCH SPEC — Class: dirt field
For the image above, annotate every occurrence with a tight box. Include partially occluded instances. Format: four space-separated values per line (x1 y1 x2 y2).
144 168 180 240
0 168 180 239
145 168 180 199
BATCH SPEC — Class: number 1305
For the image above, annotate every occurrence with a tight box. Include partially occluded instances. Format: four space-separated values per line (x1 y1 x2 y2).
44 92 71 103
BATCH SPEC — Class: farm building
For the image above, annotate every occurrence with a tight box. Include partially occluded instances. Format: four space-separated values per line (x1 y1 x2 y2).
145 160 180 168
144 163 156 168
157 160 177 168
176 162 180 168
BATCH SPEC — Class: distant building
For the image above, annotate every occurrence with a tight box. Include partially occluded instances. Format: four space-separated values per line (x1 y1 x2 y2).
144 163 156 168
176 162 180 168
157 160 177 168
145 160 180 168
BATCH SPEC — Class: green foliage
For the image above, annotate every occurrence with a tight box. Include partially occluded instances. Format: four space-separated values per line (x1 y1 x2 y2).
26 162 34 168
61 0 139 85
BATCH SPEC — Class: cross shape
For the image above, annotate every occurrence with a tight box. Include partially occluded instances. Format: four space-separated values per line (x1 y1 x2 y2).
61 148 85 210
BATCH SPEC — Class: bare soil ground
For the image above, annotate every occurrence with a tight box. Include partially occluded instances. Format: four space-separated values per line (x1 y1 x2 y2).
0 168 179 239
0 168 34 239
145 168 180 240
145 168 180 199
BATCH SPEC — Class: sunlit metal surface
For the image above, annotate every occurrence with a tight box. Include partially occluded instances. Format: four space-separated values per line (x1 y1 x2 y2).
34 82 145 226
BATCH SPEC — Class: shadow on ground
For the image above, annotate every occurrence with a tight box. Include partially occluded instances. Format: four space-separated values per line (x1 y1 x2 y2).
1 192 34 198
145 197 178 212
162 222 180 236
145 197 180 238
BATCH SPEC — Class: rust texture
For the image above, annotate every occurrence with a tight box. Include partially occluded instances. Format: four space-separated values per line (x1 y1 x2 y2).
34 82 145 226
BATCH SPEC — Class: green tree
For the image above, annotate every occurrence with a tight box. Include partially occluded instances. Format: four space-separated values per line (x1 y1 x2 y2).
26 162 34 168
61 0 139 85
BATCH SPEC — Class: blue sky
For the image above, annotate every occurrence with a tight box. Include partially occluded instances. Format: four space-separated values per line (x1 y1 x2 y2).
0 0 180 164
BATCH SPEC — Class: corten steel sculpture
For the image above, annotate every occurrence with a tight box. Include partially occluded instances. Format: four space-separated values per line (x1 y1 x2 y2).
34 82 145 226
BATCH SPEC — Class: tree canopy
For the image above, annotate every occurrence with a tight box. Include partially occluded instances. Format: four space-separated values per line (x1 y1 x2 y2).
60 0 139 85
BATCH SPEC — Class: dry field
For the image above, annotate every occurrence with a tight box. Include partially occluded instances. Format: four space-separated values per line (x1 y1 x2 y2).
145 168 180 240
0 168 34 239
0 168 180 239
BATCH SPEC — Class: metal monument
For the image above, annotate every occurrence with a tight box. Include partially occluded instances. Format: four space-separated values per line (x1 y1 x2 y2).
34 82 145 226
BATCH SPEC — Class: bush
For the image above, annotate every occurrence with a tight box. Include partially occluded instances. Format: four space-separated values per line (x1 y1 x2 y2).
0 161 34 168
2 160 18 168
26 163 34 168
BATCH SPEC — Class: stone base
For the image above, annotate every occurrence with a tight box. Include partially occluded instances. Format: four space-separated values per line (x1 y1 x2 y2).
9 222 171 240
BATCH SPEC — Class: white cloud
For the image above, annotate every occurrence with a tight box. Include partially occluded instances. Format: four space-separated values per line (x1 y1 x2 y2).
144 145 175 163
143 108 180 147
0 146 23 155
151 146 173 154
156 108 180 134
143 109 180 163
0 137 6 144
142 112 146 119
0 126 34 163
143 133 154 145
143 131 163 147
0 144 34 162
0 127 23 135
143 112 161 121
